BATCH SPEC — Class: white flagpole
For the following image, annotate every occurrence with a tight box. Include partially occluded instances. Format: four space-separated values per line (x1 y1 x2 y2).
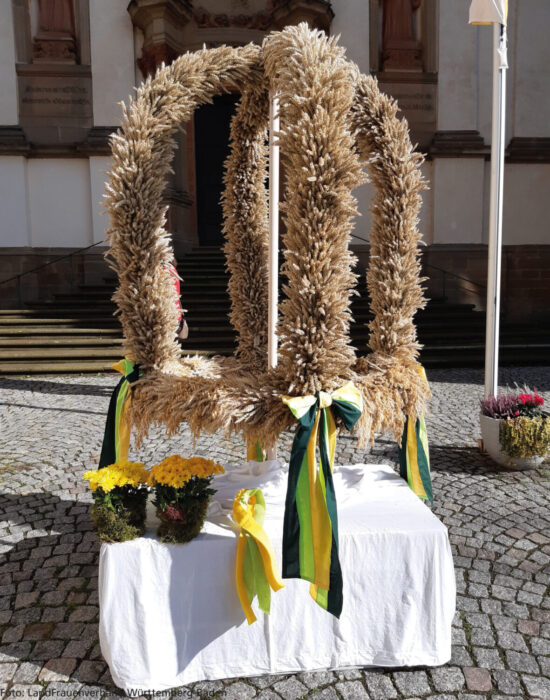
267 92 280 460
484 20 508 398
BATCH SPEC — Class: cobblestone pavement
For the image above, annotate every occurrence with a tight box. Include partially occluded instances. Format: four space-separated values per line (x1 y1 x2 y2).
1 367 549 700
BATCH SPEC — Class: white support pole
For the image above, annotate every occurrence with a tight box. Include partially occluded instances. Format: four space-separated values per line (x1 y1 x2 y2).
268 93 280 371
267 93 280 460
484 21 508 399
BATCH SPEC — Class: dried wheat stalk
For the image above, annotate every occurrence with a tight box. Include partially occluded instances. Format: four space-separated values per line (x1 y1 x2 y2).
105 26 428 450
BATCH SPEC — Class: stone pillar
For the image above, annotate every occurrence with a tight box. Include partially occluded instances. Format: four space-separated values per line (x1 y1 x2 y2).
127 0 192 76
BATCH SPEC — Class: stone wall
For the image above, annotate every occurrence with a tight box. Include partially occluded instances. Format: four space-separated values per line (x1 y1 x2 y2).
0 247 109 308
352 244 550 325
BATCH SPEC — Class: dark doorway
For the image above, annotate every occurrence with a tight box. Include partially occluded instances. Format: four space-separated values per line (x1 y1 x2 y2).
194 93 239 246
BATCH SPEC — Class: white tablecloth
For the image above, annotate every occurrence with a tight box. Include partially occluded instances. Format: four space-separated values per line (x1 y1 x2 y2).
99 461 456 694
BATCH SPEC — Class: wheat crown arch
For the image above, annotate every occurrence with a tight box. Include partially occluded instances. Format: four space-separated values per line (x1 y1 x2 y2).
105 23 429 450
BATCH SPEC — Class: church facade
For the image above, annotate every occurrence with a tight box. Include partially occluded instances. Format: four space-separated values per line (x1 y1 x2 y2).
0 0 549 322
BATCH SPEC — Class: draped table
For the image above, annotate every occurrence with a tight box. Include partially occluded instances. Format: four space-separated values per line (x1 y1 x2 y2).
98 461 456 695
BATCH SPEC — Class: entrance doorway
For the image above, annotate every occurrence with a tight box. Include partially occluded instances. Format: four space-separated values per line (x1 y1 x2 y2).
194 93 239 246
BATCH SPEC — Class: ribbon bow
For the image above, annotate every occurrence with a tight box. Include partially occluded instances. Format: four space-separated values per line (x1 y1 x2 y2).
99 358 141 468
282 381 363 618
233 489 284 625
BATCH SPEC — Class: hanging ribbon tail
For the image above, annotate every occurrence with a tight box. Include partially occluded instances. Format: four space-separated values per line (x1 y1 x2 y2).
282 382 363 618
233 489 284 625
398 366 433 502
398 414 433 503
98 359 140 468
246 437 266 463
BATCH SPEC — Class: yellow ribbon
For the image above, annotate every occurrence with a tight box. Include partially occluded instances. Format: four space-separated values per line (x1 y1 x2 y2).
233 489 284 625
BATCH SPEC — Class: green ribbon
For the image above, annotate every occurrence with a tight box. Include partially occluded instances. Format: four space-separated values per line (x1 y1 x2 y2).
398 413 433 502
282 382 363 618
99 359 141 469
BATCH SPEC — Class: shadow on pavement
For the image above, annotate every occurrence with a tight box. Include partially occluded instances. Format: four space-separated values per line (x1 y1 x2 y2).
0 491 118 693
0 378 114 398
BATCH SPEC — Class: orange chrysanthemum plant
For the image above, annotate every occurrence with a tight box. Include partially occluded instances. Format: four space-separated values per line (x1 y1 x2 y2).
148 456 225 544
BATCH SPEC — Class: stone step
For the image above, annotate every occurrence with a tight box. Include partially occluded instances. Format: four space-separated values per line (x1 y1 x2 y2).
0 346 124 360
0 316 118 326
0 326 122 336
0 349 235 374
0 336 124 347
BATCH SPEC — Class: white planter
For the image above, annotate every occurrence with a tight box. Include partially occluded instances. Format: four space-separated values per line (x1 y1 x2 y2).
479 414 546 470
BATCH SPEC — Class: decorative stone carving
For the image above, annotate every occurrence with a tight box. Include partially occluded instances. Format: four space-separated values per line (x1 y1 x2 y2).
128 0 193 75
270 0 334 32
193 8 272 31
382 0 423 72
32 0 77 63
138 43 180 76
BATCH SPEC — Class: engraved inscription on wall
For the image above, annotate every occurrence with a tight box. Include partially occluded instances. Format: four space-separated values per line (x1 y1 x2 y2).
18 74 92 123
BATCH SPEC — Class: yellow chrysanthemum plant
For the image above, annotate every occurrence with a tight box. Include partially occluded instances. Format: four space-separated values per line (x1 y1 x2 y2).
83 462 150 543
148 455 225 544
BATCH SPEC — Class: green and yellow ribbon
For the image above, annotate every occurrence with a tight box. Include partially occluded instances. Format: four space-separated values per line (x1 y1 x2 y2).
246 438 266 462
282 381 363 618
397 367 433 502
233 488 284 625
99 358 141 468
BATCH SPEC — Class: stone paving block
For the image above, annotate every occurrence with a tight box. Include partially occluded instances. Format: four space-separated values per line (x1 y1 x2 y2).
496 630 529 652
472 646 505 669
392 671 431 697
13 661 41 683
521 675 550 700
492 669 523 695
450 646 473 666
256 691 282 700
462 667 492 692
518 619 540 636
32 640 66 660
538 655 550 677
530 636 550 655
310 688 339 700
470 628 494 646
363 673 397 700
272 677 308 700
222 681 257 699
38 658 78 682
335 680 370 700
506 650 540 674
429 667 465 692
298 671 334 688
249 676 278 689
491 614 517 631
0 663 18 681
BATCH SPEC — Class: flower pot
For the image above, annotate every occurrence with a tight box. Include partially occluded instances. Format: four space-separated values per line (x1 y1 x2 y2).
156 497 210 544
91 491 148 542
479 414 545 470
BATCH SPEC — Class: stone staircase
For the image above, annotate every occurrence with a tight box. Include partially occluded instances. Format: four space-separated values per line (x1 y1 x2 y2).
1 247 549 374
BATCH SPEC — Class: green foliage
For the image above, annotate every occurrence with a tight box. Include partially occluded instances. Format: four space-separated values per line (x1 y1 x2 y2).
94 484 147 512
500 416 550 459
152 475 215 512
